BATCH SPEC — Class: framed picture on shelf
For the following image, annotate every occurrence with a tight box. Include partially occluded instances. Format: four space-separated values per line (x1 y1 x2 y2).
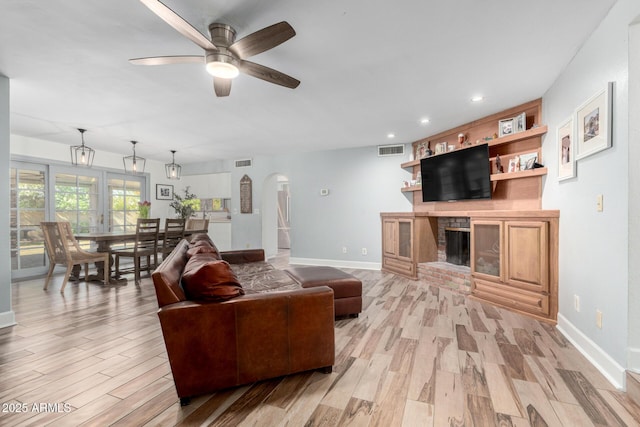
515 112 526 133
519 152 538 170
156 184 174 200
435 142 448 154
557 116 576 181
498 118 514 137
576 82 613 160
507 156 520 173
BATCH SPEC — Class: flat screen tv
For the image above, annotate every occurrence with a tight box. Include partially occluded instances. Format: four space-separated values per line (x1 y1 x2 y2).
420 143 492 202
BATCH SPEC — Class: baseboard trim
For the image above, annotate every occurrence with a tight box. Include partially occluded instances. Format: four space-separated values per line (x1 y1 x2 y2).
557 313 626 390
0 310 16 329
288 257 381 271
628 348 640 373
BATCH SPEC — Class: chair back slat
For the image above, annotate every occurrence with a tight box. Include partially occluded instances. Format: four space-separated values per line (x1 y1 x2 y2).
41 222 72 263
185 218 209 231
134 218 160 252
162 218 185 255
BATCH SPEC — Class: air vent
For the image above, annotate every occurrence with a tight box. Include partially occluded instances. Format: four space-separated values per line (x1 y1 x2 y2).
235 158 252 168
378 144 405 157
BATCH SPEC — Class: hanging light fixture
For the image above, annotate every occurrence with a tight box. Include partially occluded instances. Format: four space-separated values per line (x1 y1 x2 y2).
123 141 146 175
70 128 95 167
165 150 182 180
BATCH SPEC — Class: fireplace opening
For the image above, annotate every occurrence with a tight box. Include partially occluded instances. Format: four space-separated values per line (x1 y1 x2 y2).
445 227 470 266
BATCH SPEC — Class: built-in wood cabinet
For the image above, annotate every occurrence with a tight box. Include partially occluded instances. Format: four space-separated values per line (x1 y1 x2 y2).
381 213 437 279
382 99 559 322
470 214 558 322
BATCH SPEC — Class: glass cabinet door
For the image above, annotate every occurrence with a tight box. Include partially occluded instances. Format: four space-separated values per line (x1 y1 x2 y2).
471 221 503 279
398 220 413 260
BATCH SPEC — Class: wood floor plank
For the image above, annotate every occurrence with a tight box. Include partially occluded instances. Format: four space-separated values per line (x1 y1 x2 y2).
3 258 638 426
401 399 433 427
337 397 374 427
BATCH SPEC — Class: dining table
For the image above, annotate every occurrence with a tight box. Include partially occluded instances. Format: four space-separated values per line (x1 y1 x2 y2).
75 227 207 284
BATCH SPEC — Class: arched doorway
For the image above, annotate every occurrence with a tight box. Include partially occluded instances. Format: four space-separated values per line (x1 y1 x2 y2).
261 174 290 260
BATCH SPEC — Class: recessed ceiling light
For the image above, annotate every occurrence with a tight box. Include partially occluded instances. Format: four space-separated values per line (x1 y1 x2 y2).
471 95 484 103
387 133 395 139
420 118 430 125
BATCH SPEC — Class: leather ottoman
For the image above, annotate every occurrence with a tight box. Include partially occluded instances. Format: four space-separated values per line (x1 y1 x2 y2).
285 266 362 318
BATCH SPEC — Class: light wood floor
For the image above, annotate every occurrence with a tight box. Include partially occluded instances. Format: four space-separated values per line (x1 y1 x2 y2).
2 260 640 426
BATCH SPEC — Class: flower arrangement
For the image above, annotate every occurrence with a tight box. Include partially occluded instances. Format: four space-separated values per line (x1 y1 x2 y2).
169 187 199 219
138 200 151 219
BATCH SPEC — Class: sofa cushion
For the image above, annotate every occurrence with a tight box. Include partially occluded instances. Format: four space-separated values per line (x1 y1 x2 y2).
181 258 244 302
187 244 220 259
240 269 302 294
230 261 274 280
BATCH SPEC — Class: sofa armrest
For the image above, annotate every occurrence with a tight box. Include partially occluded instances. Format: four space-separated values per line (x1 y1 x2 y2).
220 249 265 264
157 286 335 399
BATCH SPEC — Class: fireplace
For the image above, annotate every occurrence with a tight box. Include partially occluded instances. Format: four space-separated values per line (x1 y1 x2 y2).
445 227 470 266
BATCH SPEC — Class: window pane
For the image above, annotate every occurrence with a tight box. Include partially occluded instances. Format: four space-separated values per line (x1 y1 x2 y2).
11 167 46 271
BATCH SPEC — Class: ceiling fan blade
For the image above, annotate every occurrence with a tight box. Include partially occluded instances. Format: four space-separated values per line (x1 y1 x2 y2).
229 21 295 59
239 60 300 89
214 78 232 97
139 0 217 51
129 55 204 65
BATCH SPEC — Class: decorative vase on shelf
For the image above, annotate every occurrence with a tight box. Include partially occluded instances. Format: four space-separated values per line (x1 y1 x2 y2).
138 201 151 219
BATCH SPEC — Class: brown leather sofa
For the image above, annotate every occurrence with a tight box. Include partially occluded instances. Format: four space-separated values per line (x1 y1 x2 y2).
151 236 335 405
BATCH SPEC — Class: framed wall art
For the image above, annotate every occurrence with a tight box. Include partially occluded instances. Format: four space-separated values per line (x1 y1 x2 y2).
557 116 576 181
576 82 613 160
156 184 174 200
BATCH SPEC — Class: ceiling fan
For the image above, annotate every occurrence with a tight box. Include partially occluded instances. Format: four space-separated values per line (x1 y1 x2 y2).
131 0 300 97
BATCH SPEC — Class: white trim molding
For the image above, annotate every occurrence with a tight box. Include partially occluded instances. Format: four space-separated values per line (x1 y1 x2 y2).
287 257 380 271
557 313 626 390
0 310 16 329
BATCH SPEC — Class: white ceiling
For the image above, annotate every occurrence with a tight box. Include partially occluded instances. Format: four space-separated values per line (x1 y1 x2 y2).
0 0 616 164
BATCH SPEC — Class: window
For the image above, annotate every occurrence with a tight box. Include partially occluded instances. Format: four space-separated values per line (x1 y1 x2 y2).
108 175 144 233
10 165 47 274
54 173 99 233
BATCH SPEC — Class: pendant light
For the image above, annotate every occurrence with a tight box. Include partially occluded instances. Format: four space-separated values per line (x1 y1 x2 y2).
165 150 182 180
123 141 146 175
70 128 95 167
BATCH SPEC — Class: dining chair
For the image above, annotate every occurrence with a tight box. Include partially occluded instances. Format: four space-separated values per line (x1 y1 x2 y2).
40 221 109 293
185 218 209 231
160 218 185 259
113 218 160 285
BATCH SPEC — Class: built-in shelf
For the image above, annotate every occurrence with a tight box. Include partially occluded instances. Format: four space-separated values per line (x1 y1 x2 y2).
401 186 421 193
400 125 548 170
490 168 547 182
401 168 548 192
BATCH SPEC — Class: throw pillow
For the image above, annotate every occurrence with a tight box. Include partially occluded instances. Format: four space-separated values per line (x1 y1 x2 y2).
181 259 244 302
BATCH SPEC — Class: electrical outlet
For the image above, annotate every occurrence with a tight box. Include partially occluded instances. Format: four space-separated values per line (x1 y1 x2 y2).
596 194 604 212
574 295 580 312
361 248 367 255
596 310 603 329
342 246 347 254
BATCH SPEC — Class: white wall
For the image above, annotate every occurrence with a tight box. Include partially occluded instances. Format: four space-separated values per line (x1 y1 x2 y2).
187 146 413 267
542 0 640 388
628 19 640 371
0 75 15 328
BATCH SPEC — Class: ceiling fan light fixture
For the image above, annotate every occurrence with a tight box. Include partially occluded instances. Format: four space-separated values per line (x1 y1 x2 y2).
70 128 95 167
205 52 239 79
